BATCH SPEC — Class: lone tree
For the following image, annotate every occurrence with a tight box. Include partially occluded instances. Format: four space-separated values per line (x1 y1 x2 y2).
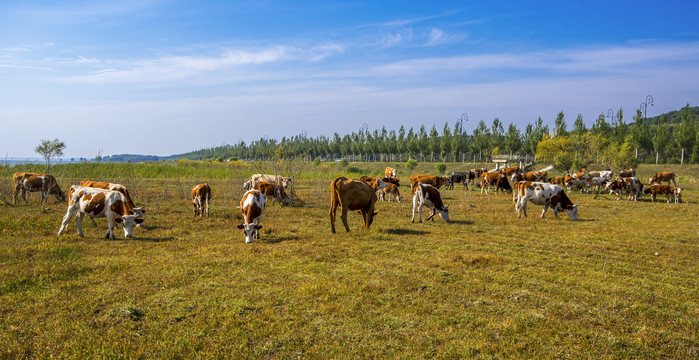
35 138 66 173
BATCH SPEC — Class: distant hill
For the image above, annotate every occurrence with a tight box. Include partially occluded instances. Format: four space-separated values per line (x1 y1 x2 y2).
100 154 162 162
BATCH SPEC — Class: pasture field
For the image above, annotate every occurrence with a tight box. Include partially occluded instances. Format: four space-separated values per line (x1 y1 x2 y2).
0 162 697 359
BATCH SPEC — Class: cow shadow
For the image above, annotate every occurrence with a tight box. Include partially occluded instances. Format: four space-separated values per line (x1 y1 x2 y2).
262 236 301 244
131 236 177 242
383 228 429 236
449 219 475 225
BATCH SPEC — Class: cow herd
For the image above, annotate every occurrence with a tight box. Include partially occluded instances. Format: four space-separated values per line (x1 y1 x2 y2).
10 166 684 242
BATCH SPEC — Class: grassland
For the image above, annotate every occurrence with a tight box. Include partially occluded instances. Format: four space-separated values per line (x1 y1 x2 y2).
0 161 697 359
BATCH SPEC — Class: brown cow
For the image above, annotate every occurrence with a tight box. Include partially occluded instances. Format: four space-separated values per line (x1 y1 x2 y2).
619 168 636 178
329 177 380 233
384 167 397 178
256 181 289 205
236 189 265 243
13 172 65 205
643 184 682 203
605 177 643 201
380 177 400 187
409 175 450 191
481 172 512 194
648 171 676 187
191 183 212 217
359 176 388 191
549 176 565 185
378 182 401 202
501 166 520 176
511 170 548 183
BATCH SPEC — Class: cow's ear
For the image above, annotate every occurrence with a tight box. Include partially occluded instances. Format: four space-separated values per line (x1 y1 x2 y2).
236 224 244 229
135 218 144 224
255 225 263 230
114 217 123 224
443 206 449 211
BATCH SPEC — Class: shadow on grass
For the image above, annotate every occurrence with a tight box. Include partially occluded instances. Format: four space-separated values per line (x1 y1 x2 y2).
449 219 475 225
383 228 430 236
132 236 178 242
263 236 301 244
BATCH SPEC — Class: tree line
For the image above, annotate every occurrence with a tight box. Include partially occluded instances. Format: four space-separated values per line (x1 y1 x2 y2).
174 105 698 169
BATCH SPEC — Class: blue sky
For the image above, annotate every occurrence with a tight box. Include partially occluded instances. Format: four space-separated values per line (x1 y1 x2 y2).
2 1 699 158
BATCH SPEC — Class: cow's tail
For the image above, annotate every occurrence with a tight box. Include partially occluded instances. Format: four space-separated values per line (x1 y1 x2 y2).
329 177 340 211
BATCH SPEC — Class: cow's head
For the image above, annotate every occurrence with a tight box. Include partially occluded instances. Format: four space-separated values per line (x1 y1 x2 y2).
114 215 144 238
55 190 66 203
237 223 262 243
564 204 579 221
427 206 450 223
674 188 682 203
243 180 252 190
280 177 293 188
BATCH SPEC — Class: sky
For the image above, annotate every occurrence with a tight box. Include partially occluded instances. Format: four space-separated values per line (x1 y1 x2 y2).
2 0 699 159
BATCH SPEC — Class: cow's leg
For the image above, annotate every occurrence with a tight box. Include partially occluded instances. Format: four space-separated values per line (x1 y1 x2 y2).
329 207 336 233
205 198 210 217
75 213 85 237
340 208 350 232
540 204 548 218
105 216 116 240
58 207 78 236
651 193 655 202
12 184 21 204
411 195 418 223
519 199 528 218
41 190 49 207
90 216 98 227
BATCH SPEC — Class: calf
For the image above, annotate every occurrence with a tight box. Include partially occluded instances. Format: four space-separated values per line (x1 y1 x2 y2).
619 168 636 178
447 173 469 190
412 183 450 223
12 172 65 205
58 186 143 239
191 183 212 217
380 177 400 187
249 174 293 190
236 189 266 243
359 176 388 191
564 174 589 193
511 170 548 183
514 181 578 220
549 176 565 185
648 171 677 187
378 182 401 202
329 177 380 233
588 177 609 194
256 181 289 204
385 167 397 178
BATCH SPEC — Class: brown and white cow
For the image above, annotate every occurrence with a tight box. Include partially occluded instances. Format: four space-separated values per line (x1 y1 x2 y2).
236 189 266 243
378 182 401 202
329 177 380 233
549 176 565 185
379 177 400 187
58 186 143 239
501 166 520 177
514 181 578 220
481 172 512 194
80 180 145 218
191 183 212 217
409 175 450 190
385 167 397 178
256 181 289 205
511 170 548 183
249 174 293 190
618 168 636 178
605 177 643 201
648 171 677 187
643 184 682 203
588 177 609 194
411 183 450 223
13 172 65 205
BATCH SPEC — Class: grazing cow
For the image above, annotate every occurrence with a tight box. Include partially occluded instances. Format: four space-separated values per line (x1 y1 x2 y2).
256 181 289 204
359 176 388 191
249 174 293 189
236 189 266 243
329 177 380 233
378 182 401 202
549 176 565 185
243 180 252 191
599 170 613 180
380 177 400 187
411 183 450 223
385 167 397 178
481 172 512 194
409 175 450 190
605 177 643 201
564 173 589 193
12 172 66 205
191 183 212 217
648 171 677 187
644 184 682 203
588 177 609 194
58 186 143 239
619 168 636 178
80 180 145 218
514 181 578 220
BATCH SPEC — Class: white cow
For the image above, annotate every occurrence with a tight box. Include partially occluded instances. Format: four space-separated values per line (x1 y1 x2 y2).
236 189 266 243
411 183 450 223
58 186 144 239
249 174 293 190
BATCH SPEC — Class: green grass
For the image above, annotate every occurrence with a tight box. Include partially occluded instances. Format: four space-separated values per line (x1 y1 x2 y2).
0 163 697 358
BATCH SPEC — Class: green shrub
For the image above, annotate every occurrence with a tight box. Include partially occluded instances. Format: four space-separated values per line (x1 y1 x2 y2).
339 158 349 167
312 158 321 166
405 158 418 170
346 166 362 173
435 163 447 174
